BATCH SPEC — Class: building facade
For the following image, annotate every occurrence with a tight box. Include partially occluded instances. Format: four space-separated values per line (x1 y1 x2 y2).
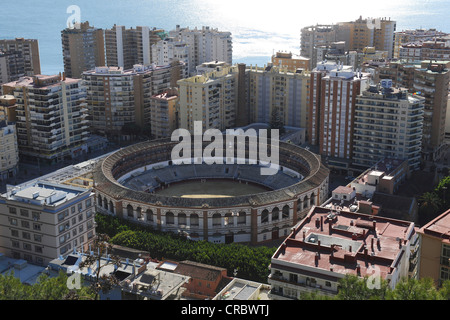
82 62 186 140
417 209 450 286
0 181 95 266
0 38 41 78
149 88 179 138
0 108 19 181
247 64 310 129
152 37 190 72
353 80 425 171
308 61 370 165
169 25 232 75
2 74 89 164
61 21 106 79
271 51 310 72
177 64 239 132
105 25 166 70
413 61 450 161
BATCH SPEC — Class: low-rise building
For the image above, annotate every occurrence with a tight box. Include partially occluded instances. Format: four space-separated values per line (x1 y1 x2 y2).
417 209 450 286
0 181 95 266
268 206 419 299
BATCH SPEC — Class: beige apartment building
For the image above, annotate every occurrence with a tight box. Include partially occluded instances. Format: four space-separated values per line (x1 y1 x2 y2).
0 107 19 181
417 209 450 286
0 181 95 266
247 64 310 129
271 51 310 72
149 88 179 138
82 62 186 140
61 21 106 79
393 28 448 59
177 64 239 132
0 38 41 77
2 74 89 164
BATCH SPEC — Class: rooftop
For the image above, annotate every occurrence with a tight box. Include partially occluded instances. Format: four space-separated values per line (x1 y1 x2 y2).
418 209 450 241
0 253 46 285
272 206 416 280
3 181 88 207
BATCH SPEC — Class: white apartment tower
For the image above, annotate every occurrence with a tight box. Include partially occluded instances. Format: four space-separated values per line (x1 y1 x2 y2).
152 37 189 71
353 80 425 171
169 26 232 75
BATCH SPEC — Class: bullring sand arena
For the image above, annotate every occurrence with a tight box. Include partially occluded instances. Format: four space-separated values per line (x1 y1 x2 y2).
94 137 330 244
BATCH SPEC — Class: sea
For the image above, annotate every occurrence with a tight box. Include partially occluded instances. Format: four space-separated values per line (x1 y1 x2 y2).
1 0 450 75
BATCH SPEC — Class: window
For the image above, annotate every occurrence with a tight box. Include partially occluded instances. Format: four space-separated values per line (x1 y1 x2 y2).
34 234 42 242
11 229 19 237
78 203 83 212
10 218 17 226
86 198 92 208
12 240 20 248
23 243 32 251
9 207 17 214
78 214 84 222
33 223 41 231
32 211 40 221
20 209 29 217
21 221 30 228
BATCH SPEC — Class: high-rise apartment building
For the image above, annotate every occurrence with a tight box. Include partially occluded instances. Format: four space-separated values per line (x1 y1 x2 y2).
2 74 89 164
300 25 338 69
399 41 450 62
413 61 450 161
340 17 396 59
394 28 448 59
149 88 179 138
152 37 189 71
82 62 186 140
0 51 25 85
0 181 95 266
177 64 239 132
308 62 370 165
247 64 310 129
61 21 106 79
353 80 425 171
301 17 396 69
0 38 41 83
0 106 19 181
105 25 166 69
169 25 232 75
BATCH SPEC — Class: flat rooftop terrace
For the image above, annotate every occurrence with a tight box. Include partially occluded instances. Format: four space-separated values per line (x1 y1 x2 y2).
272 207 415 279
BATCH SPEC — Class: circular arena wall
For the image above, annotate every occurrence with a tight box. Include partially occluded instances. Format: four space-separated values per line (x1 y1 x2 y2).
94 138 330 244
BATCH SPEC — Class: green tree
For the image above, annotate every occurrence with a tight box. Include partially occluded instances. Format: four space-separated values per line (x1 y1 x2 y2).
419 192 442 224
387 277 443 300
335 274 389 300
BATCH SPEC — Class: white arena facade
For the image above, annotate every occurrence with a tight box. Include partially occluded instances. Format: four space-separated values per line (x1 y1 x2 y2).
94 137 330 244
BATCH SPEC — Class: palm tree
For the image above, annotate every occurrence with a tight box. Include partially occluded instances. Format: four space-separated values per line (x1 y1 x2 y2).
419 192 442 225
